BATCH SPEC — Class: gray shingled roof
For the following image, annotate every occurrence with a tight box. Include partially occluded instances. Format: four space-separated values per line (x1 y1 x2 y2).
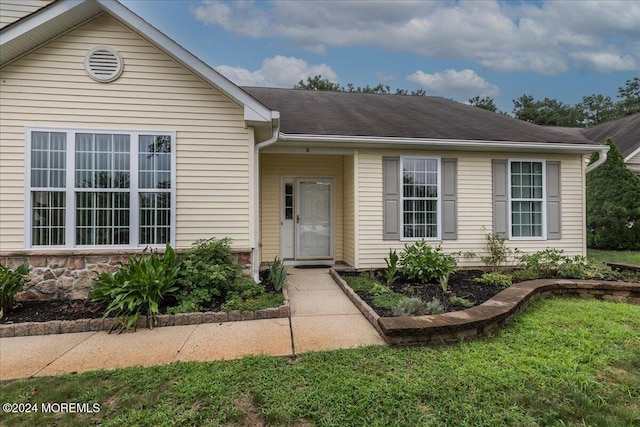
243 87 598 146
580 113 640 158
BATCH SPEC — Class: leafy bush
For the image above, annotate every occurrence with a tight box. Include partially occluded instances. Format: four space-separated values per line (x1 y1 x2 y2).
221 277 277 311
557 255 621 280
399 240 457 290
424 297 445 315
268 257 287 292
91 246 179 332
170 238 241 313
519 248 566 278
384 249 399 287
0 263 29 316
393 297 426 317
587 138 640 250
511 269 541 283
480 231 520 272
475 272 512 288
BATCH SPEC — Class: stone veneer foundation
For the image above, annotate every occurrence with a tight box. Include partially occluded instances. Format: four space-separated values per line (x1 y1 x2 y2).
0 249 252 301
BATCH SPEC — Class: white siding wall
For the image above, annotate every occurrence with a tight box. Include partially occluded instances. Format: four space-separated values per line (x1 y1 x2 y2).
0 14 253 251
343 153 356 266
0 0 54 29
356 149 587 268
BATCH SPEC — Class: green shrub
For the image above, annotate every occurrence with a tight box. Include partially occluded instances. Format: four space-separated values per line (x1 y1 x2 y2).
475 272 512 288
91 245 179 332
424 297 445 314
384 249 399 287
480 231 521 272
392 297 426 317
519 248 566 278
511 269 541 283
399 240 457 290
372 292 405 310
268 257 287 292
171 238 241 313
0 263 29 317
557 255 621 280
587 138 640 250
449 295 474 308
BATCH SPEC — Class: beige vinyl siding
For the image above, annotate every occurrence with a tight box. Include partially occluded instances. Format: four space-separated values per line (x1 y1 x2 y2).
343 153 356 266
356 149 586 269
0 14 253 251
260 153 345 263
627 151 640 174
0 0 53 29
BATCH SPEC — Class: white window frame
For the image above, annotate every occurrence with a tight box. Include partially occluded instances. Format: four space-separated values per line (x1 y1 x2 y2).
24 127 177 249
508 158 546 240
399 156 441 241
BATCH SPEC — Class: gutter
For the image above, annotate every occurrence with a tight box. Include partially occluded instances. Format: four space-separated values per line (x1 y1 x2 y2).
253 114 280 282
585 145 610 173
278 133 605 154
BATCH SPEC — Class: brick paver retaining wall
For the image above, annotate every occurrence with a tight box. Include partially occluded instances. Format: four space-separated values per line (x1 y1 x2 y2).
330 269 640 346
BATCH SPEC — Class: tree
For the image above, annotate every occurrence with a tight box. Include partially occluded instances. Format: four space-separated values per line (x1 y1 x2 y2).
617 77 640 116
468 96 498 113
577 94 618 126
294 75 342 91
512 95 585 127
586 138 640 250
294 75 427 96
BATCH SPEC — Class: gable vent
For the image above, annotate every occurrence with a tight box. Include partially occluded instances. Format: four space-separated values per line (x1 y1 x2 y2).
84 46 123 82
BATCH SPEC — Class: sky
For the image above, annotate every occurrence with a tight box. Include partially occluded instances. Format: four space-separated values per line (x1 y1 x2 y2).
121 0 640 114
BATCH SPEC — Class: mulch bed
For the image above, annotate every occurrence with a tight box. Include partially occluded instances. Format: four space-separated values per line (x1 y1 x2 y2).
341 270 504 317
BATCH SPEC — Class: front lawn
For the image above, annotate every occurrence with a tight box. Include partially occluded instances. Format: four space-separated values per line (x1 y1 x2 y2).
1 298 639 426
588 249 640 266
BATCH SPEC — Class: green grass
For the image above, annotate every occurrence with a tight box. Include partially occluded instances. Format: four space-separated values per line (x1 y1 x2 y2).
588 249 640 266
2 298 639 426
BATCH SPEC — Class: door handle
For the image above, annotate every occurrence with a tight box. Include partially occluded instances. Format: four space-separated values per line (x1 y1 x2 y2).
296 215 300 224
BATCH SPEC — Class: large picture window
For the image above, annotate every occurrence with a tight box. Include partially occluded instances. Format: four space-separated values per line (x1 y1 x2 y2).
510 160 544 238
27 129 175 248
401 157 440 239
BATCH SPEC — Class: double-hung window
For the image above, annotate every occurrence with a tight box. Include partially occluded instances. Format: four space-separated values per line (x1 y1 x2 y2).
509 160 545 238
401 157 440 239
27 129 175 248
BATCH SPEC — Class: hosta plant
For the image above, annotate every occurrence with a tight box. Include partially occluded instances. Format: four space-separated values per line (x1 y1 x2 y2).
0 263 29 317
91 245 179 332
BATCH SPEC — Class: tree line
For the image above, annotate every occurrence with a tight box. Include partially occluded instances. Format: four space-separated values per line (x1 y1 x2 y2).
295 75 640 127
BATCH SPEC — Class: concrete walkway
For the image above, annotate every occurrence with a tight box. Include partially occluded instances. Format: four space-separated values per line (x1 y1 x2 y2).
0 268 385 381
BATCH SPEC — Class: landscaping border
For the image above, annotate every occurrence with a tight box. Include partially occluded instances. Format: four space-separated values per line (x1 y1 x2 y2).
330 269 640 346
0 287 290 338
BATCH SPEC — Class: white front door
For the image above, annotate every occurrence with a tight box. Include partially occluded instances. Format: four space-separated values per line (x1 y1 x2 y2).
296 178 333 259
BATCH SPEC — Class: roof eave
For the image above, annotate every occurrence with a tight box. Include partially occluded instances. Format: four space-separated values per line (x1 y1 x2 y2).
277 133 603 154
1 0 276 125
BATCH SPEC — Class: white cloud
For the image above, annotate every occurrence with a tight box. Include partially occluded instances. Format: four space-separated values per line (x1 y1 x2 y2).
215 55 338 87
570 52 637 73
191 0 640 74
407 69 500 99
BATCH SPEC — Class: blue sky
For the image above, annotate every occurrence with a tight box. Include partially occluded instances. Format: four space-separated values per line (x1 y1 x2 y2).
122 0 639 114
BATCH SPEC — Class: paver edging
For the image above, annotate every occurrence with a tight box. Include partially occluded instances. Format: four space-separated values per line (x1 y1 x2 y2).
328 269 640 346
0 285 290 338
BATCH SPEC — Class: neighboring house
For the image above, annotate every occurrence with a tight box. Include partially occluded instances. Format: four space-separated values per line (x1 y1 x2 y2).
0 0 606 300
581 113 640 175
